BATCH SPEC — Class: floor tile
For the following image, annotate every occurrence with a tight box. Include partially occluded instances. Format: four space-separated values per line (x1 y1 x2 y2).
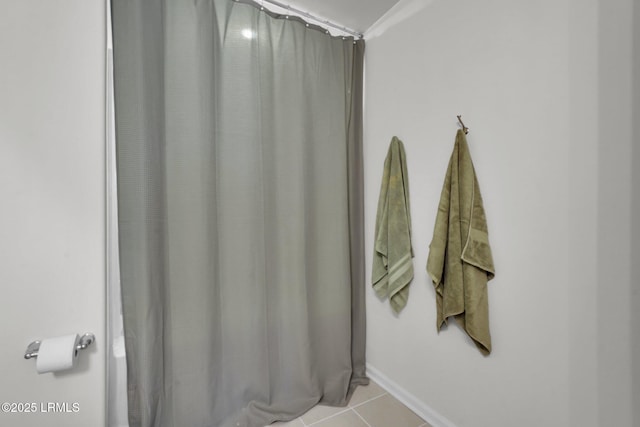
354 394 424 427
348 380 387 407
264 418 305 427
300 404 350 425
310 409 369 427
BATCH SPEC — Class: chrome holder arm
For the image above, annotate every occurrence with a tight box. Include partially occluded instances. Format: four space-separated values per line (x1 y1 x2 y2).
24 333 95 360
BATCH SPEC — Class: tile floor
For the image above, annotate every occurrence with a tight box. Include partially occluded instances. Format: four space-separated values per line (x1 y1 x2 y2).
265 380 432 427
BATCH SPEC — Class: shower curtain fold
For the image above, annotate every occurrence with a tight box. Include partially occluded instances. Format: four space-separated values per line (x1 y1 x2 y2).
110 1 366 426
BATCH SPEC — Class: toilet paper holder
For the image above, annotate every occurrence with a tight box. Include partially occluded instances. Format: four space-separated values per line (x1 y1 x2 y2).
24 333 95 360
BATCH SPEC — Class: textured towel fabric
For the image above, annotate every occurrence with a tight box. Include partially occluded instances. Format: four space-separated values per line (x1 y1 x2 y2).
372 137 414 314
427 130 495 354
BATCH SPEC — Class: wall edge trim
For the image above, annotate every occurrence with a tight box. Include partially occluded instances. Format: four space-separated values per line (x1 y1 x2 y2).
366 363 457 427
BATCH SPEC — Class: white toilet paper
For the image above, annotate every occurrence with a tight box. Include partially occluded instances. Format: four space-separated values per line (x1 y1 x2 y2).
36 334 80 374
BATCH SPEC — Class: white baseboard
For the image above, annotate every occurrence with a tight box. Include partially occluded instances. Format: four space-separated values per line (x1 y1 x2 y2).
365 363 457 427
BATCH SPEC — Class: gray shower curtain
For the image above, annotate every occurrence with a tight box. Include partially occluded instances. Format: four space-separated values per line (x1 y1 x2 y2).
111 1 366 426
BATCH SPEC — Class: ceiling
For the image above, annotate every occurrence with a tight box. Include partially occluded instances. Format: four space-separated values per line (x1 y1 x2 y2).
284 0 401 34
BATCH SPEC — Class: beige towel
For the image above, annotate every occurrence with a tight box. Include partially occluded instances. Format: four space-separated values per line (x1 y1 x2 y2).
427 130 495 354
372 137 414 314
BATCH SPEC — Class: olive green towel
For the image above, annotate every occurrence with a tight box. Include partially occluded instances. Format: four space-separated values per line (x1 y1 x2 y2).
372 137 414 314
427 130 495 354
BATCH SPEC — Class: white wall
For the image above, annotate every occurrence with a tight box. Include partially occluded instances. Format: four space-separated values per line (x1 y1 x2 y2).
363 0 635 426
0 1 106 426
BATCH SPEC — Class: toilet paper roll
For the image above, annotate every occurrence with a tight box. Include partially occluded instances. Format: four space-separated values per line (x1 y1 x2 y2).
36 334 80 374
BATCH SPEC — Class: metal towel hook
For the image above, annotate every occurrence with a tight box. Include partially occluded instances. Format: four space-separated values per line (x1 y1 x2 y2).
457 115 470 134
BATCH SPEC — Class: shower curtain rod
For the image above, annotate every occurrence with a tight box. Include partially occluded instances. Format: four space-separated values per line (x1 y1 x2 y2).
246 0 363 39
